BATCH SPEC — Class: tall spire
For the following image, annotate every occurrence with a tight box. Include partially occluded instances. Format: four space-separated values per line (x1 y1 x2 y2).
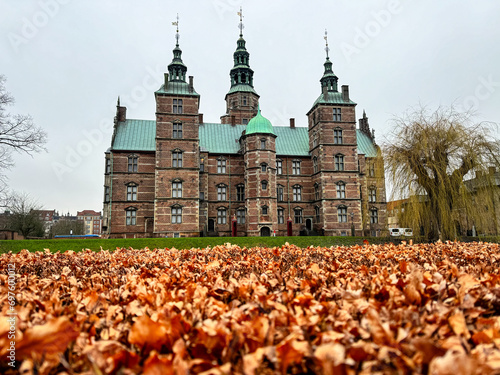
320 29 338 92
168 13 187 82
228 7 255 90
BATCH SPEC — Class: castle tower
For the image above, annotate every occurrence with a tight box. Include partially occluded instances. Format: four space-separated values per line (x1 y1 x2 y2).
307 31 362 236
153 16 201 237
221 8 260 126
242 106 277 237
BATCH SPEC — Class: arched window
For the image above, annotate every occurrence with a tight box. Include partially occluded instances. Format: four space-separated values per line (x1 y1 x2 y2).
125 207 137 226
128 155 138 172
217 184 227 201
334 128 343 144
172 150 183 168
217 208 227 224
335 154 345 171
126 183 137 201
260 139 266 150
370 208 379 224
171 205 182 224
369 186 377 203
261 163 267 172
337 206 347 223
172 180 182 198
313 156 318 173
261 180 268 191
277 207 285 224
294 207 303 224
336 181 346 199
173 121 183 139
293 185 302 202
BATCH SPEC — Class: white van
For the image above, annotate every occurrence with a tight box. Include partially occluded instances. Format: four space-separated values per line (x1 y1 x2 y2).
390 228 402 237
403 228 413 237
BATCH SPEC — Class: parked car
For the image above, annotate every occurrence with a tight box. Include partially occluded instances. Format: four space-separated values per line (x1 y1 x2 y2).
403 228 413 237
390 228 413 237
390 228 402 237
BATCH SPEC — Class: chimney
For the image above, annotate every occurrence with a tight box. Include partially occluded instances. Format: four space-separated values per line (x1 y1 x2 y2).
117 106 126 122
198 113 204 124
322 85 328 99
231 116 236 126
341 85 349 102
489 166 497 175
189 76 194 93
164 73 169 90
290 118 295 128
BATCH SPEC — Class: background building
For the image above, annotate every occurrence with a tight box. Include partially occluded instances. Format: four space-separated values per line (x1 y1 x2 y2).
77 210 102 236
102 25 387 238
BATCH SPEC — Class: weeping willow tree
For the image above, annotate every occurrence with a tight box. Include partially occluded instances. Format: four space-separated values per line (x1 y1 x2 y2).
384 106 500 240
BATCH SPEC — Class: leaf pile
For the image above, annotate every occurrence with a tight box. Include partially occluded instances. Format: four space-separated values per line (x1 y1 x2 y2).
1 241 500 374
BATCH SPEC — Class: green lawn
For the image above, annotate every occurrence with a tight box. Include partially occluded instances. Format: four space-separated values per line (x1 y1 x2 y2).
1 235 498 254
0 236 391 253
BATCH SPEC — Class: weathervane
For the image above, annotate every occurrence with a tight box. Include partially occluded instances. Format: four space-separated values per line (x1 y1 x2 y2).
324 29 330 58
172 14 180 45
237 7 244 36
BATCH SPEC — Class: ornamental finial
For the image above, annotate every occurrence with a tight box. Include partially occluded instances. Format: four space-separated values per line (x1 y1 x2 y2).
237 7 244 37
324 29 330 59
172 14 180 46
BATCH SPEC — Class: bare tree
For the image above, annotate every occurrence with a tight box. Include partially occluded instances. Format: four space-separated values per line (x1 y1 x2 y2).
384 105 500 240
0 75 47 205
6 192 46 238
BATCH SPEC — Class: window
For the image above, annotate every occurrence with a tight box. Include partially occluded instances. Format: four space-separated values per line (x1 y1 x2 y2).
293 185 302 202
334 128 343 144
262 206 268 215
313 157 318 174
105 158 111 174
369 163 375 177
171 206 182 224
200 192 205 200
261 163 267 172
260 140 266 150
369 187 376 203
200 157 205 172
335 154 345 171
276 160 283 175
370 208 379 224
104 186 110 203
294 208 303 224
315 206 320 222
242 118 248 125
173 122 182 139
217 159 226 174
173 99 183 114
127 184 137 201
292 161 301 175
313 132 318 147
172 181 182 198
128 155 138 172
217 208 227 224
126 209 137 226
237 209 245 224
261 180 268 190
173 151 183 168
337 206 347 223
333 108 341 122
217 185 227 201
337 182 346 198
278 207 285 224
277 185 284 202
314 183 320 200
237 185 245 201
243 96 247 105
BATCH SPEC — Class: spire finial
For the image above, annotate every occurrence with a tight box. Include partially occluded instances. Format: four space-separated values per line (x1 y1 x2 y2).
324 29 330 59
172 13 180 46
117 96 120 106
237 7 244 37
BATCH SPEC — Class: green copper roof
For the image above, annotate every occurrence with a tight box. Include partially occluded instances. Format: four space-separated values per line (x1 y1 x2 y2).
112 119 156 151
226 84 258 95
356 130 378 157
246 107 275 135
311 91 356 107
155 82 199 96
111 120 378 158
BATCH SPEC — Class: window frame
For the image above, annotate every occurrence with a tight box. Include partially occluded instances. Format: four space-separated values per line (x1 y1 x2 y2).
217 159 227 174
313 156 318 174
236 184 245 201
292 160 301 175
172 180 183 198
171 206 182 224
336 181 346 199
334 128 343 145
217 184 227 201
126 183 137 201
335 154 345 171
369 186 377 203
261 180 268 191
277 185 284 202
173 98 183 114
293 185 302 202
262 206 268 215
276 160 283 175
173 122 183 139
314 183 320 200
337 206 347 223
333 108 341 122
217 208 227 224
172 150 183 168
127 155 138 173
278 207 284 224
370 208 379 224
236 209 246 224
294 208 303 224
125 209 137 226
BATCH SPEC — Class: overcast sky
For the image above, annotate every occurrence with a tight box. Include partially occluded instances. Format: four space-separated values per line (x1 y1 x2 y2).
1 0 499 214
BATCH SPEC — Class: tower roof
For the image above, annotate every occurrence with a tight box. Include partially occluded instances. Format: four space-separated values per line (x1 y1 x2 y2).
246 106 275 135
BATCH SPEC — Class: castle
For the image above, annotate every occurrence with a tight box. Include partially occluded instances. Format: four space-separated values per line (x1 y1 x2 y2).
102 16 387 238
